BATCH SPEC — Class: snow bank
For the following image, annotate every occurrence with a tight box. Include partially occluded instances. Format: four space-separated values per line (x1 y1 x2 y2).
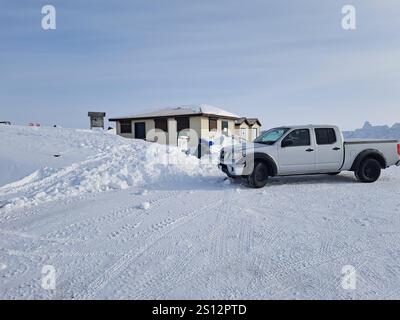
0 126 220 210
0 125 124 187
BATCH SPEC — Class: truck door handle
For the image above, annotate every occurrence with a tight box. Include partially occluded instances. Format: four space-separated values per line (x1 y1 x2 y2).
306 148 314 152
333 147 341 151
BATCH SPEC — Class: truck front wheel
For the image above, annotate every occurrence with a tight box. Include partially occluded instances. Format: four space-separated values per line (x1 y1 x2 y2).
355 158 381 183
247 161 269 188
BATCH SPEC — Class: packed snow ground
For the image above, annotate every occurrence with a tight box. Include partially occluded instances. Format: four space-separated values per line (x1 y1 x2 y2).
1 125 400 299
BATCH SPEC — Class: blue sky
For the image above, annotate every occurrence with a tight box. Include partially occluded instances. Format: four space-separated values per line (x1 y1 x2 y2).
1 0 399 130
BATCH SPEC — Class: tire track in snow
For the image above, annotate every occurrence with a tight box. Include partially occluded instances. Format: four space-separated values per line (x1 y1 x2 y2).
72 196 224 299
0 248 44 288
46 190 179 242
106 191 194 244
0 228 74 245
0 192 100 225
238 220 252 255
129 247 207 299
268 242 377 299
128 200 230 299
206 191 238 297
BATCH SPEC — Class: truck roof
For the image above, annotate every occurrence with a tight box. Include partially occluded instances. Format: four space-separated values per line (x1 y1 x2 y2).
277 124 339 129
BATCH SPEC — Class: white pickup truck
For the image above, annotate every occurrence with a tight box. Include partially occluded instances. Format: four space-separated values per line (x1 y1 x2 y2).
218 125 400 188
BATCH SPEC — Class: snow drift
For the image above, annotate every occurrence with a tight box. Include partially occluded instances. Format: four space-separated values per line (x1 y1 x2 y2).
0 125 220 210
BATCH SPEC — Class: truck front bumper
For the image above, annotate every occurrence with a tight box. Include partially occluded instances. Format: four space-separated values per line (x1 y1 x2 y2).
218 163 246 177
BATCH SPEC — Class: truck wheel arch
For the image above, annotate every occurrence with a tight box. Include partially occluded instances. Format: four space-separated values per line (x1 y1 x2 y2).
250 153 278 177
350 149 387 171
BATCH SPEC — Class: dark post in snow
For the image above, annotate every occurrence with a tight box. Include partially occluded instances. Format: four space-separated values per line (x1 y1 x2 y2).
88 112 106 130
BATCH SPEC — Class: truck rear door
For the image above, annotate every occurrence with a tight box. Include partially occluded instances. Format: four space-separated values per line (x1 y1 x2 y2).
314 127 343 172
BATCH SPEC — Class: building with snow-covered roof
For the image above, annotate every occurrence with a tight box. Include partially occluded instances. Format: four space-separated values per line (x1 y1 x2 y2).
109 104 261 152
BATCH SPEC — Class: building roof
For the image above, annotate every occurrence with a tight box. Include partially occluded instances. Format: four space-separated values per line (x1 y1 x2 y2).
234 117 247 125
235 117 262 126
88 112 106 117
246 118 260 126
109 104 241 121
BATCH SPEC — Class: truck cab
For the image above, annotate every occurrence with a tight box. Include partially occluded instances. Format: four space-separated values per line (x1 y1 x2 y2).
276 125 343 175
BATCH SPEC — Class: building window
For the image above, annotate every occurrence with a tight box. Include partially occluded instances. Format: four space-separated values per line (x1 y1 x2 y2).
176 117 190 132
221 120 229 135
209 118 217 131
120 120 132 134
155 118 168 132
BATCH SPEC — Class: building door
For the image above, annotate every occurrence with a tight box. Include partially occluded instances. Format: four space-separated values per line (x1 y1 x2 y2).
240 128 248 140
134 122 146 139
251 128 258 140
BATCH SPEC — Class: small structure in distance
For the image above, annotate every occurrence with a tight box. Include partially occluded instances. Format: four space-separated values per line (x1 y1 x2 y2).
88 112 106 130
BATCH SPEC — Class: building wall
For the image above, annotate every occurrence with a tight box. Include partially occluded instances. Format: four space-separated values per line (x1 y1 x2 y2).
188 116 203 149
215 118 235 137
115 117 255 146
228 119 235 136
142 119 156 140
116 119 155 140
167 118 177 146
235 123 250 141
116 121 134 139
249 123 261 140
234 123 262 141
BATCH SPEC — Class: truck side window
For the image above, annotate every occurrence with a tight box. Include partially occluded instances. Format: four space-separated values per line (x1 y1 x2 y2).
282 129 310 147
315 128 337 145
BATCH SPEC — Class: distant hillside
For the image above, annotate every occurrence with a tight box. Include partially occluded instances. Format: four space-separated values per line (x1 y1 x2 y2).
343 121 400 139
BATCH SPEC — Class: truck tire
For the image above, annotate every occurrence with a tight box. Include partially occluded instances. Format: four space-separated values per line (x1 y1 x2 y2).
247 161 269 188
355 158 381 183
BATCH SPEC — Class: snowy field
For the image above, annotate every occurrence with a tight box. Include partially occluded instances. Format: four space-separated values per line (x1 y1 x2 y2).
1 125 400 299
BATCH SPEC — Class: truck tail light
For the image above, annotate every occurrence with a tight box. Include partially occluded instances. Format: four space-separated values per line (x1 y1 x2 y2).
397 144 400 156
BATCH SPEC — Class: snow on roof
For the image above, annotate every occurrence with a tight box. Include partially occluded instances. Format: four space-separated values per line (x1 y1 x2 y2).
197 104 240 118
109 104 241 120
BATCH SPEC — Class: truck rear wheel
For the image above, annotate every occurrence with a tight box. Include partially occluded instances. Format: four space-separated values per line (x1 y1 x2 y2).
247 161 269 188
355 158 381 183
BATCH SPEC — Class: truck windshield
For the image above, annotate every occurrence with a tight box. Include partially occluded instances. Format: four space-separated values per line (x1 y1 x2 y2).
254 127 290 145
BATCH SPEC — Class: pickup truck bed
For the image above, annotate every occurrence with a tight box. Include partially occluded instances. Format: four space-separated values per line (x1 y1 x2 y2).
342 139 400 172
344 140 398 144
